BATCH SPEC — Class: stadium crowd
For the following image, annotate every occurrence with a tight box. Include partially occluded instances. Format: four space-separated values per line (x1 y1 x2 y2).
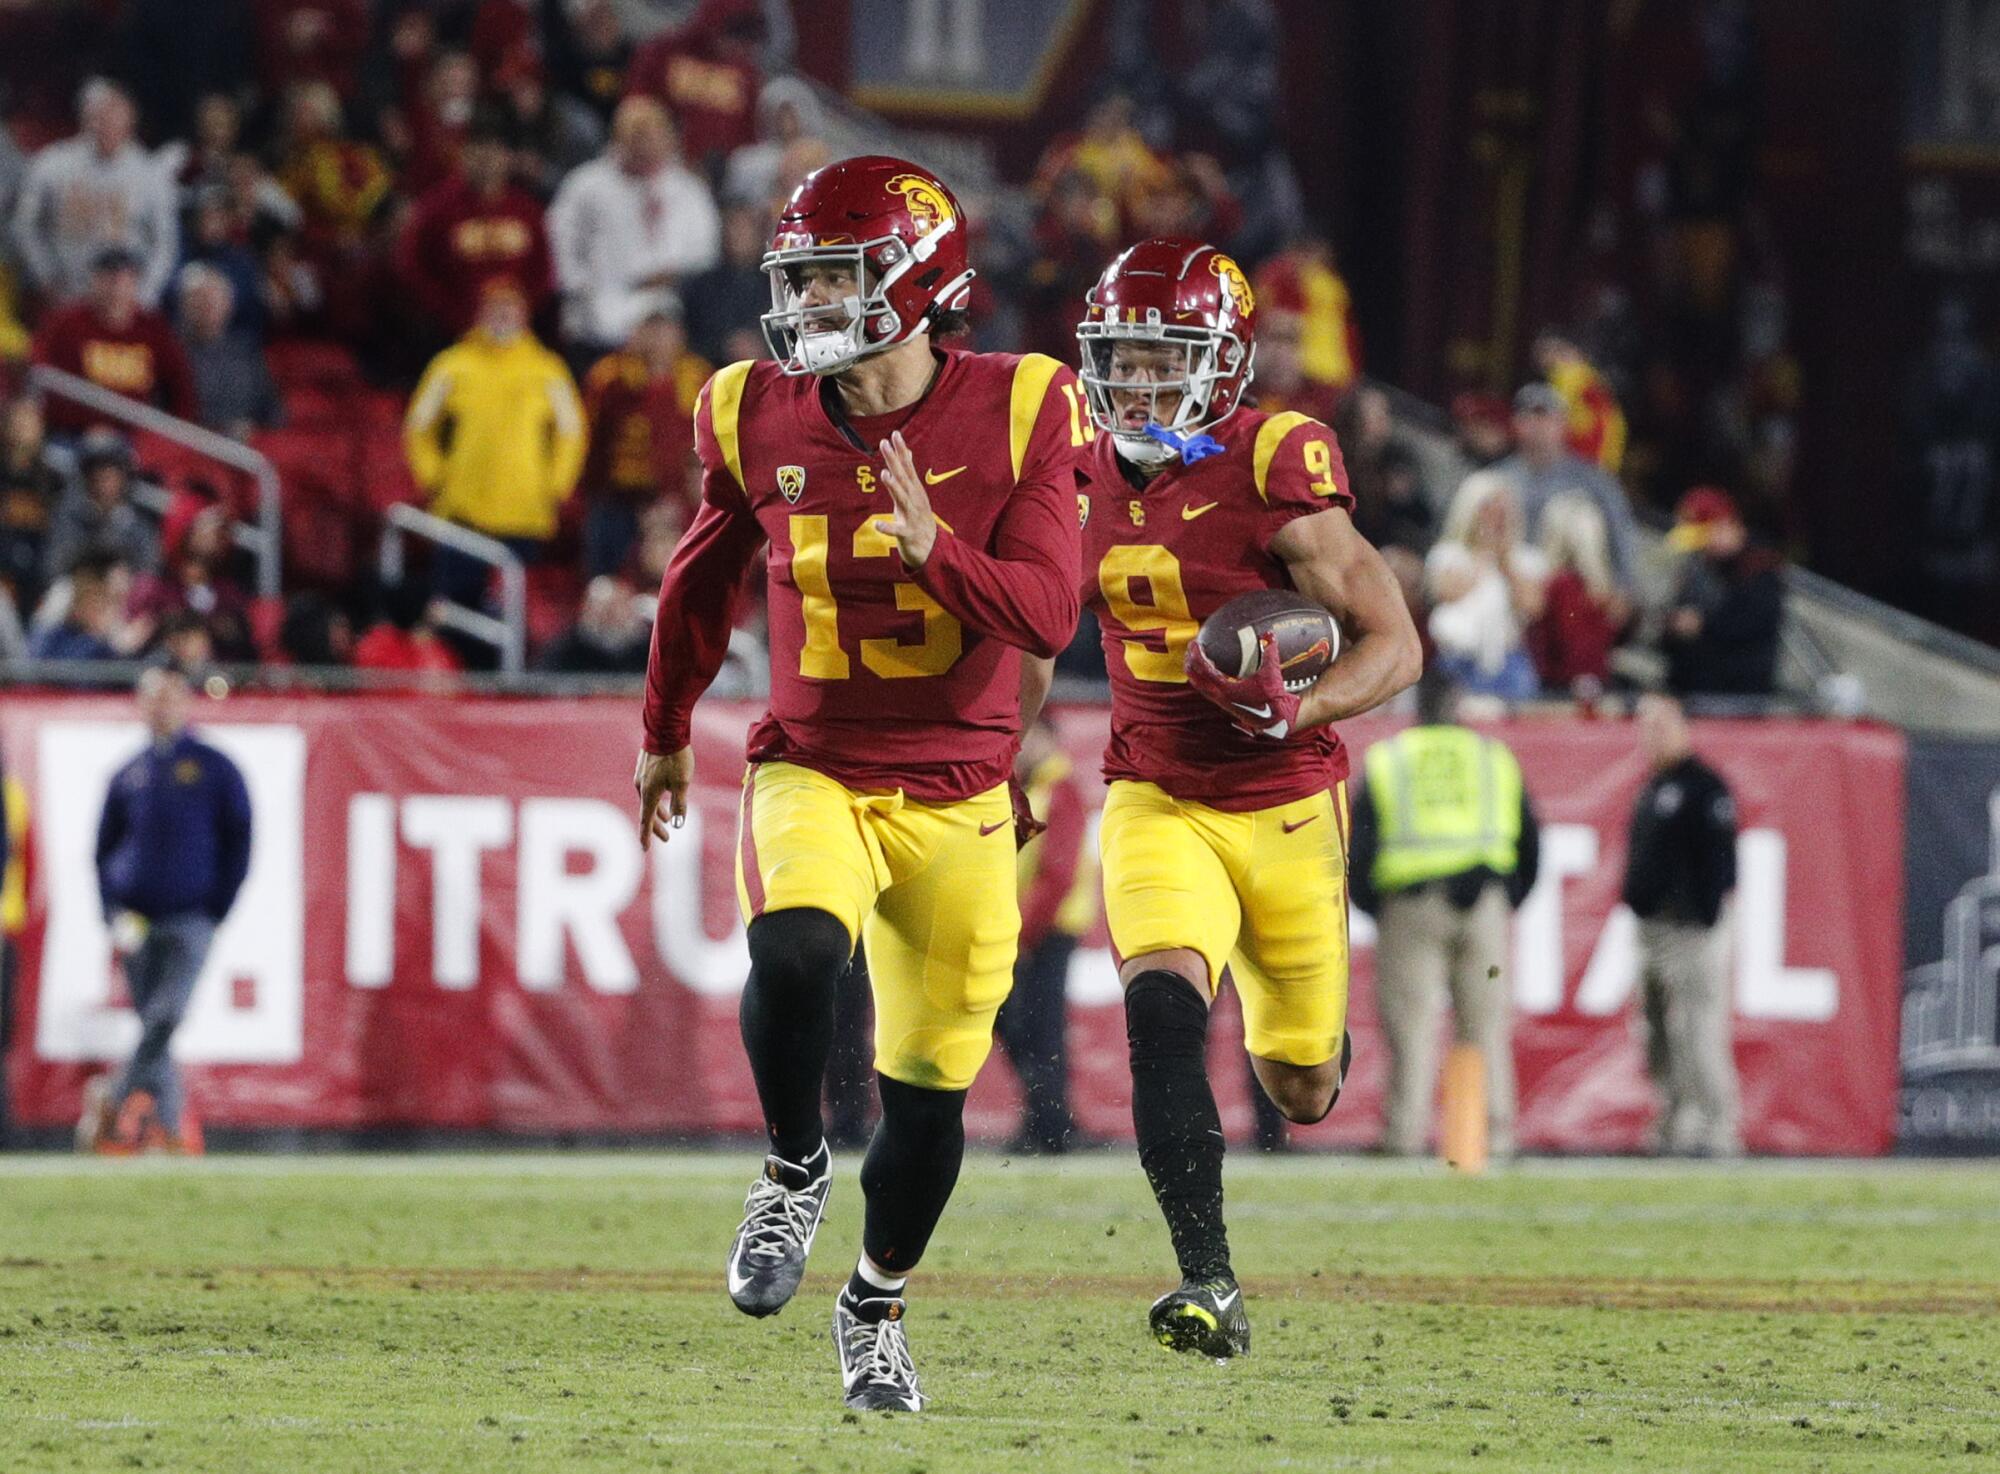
0 0 1782 703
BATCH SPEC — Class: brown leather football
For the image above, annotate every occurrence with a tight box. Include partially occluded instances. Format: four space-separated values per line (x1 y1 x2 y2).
1194 590 1340 692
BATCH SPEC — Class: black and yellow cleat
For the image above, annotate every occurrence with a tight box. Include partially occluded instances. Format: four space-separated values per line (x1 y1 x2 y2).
1148 1274 1251 1358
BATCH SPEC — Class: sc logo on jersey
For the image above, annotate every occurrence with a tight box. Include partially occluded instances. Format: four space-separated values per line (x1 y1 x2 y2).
777 465 807 503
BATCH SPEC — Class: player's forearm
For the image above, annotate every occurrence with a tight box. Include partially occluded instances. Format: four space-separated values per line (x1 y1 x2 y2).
643 627 723 755
642 501 760 753
1019 655 1055 730
1295 622 1420 730
912 533 1079 658
1287 538 1422 730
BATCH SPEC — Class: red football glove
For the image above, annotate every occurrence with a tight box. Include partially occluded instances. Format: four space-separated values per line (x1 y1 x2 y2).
1184 631 1301 741
1008 775 1047 850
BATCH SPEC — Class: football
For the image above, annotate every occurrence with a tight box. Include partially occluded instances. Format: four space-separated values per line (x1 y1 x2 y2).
1194 590 1341 693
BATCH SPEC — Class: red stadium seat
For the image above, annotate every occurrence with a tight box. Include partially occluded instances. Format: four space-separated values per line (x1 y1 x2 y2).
248 594 287 659
252 426 367 591
525 560 583 651
357 421 420 513
281 382 353 430
265 339 363 393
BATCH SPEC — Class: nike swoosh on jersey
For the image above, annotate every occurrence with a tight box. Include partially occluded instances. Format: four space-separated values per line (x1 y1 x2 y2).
924 466 968 485
1181 501 1220 520
978 819 1008 836
1282 814 1320 833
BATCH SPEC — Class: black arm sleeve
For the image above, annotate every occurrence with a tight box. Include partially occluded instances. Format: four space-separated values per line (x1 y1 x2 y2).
211 758 254 920
1702 775 1738 921
1510 786 1541 907
1347 782 1380 918
1620 789 1664 917
95 777 127 917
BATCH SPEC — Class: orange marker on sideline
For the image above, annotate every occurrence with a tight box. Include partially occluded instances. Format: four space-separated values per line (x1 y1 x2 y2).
1442 1044 1488 1174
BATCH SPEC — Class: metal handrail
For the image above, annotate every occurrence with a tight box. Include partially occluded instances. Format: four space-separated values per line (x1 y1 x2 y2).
27 364 283 599
1787 565 2000 678
377 503 527 674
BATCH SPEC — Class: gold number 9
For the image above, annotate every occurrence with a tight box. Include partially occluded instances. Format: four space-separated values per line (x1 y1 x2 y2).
1304 439 1338 497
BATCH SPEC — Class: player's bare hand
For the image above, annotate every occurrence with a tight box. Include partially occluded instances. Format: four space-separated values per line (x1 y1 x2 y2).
873 431 938 569
634 745 692 847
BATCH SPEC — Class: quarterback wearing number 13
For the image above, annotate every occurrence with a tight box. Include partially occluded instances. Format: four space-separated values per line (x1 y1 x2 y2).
633 157 1084 1413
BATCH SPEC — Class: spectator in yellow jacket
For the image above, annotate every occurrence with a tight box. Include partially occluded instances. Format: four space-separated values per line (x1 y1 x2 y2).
405 279 586 606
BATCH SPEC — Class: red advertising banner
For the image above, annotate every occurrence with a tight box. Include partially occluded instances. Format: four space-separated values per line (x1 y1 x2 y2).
0 694 1905 1153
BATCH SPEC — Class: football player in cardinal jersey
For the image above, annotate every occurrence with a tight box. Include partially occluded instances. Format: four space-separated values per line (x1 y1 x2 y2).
1060 238 1421 1357
633 157 1084 1412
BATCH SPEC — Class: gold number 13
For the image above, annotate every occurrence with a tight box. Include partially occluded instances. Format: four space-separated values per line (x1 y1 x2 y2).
790 514 963 680
1060 381 1096 447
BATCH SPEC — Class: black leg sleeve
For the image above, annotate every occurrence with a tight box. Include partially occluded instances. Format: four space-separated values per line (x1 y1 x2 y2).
1126 969 1231 1281
859 1074 968 1276
740 908 851 1163
1012 934 1078 1146
823 949 877 1148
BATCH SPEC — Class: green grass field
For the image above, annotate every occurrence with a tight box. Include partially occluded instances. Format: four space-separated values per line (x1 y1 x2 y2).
2 1153 1999 1472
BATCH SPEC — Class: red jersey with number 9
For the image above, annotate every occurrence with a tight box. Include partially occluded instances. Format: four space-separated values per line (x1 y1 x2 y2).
644 349 1087 801
1081 407 1357 811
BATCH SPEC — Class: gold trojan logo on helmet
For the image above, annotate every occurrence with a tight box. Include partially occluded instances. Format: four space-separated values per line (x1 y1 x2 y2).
1209 253 1255 315
887 173 954 237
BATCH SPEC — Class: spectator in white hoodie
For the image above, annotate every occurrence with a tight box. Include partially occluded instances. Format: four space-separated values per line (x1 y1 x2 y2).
548 96 720 355
11 79 178 307
1425 468 1548 702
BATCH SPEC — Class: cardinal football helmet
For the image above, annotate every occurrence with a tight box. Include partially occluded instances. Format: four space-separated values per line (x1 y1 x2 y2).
1076 237 1258 463
761 155 976 376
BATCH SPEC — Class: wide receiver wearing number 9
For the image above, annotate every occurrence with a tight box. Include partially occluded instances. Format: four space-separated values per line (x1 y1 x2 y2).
1058 238 1421 1358
633 156 1083 1412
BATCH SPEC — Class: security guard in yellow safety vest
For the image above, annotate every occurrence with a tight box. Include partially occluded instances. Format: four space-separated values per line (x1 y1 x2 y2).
993 717 1100 1153
1349 669 1540 1159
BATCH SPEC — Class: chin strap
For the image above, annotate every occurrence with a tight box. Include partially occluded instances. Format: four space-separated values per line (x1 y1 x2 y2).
1142 422 1226 464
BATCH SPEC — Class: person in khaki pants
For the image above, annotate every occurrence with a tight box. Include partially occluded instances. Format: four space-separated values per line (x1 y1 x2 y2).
1349 670 1540 1158
1622 694 1740 1157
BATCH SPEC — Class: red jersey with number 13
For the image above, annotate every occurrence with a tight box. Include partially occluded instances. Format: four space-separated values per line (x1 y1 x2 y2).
1081 407 1357 811
644 349 1086 801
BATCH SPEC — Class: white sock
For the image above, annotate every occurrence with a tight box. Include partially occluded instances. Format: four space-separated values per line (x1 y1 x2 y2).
855 1255 907 1294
